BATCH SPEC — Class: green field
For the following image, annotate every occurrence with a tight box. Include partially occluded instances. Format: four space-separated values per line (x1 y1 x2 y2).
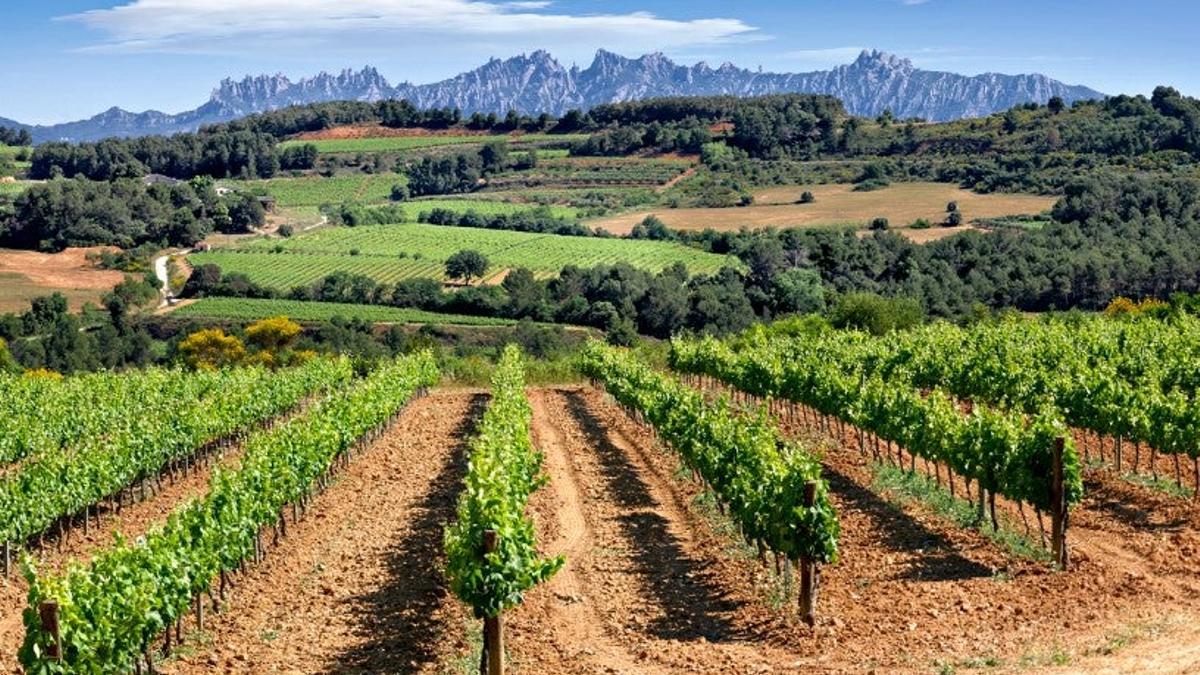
279 134 587 155
171 297 518 325
190 222 735 289
404 198 581 220
238 173 407 207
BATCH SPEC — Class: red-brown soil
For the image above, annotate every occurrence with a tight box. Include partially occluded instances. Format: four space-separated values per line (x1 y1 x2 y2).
293 126 489 141
0 443 246 673
11 385 1200 673
160 389 483 674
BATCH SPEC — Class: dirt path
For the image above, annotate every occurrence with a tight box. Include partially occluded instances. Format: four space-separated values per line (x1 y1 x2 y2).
510 387 802 674
161 389 482 674
511 389 670 674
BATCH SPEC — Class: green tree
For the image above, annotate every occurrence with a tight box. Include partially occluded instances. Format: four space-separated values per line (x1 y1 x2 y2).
445 250 490 285
771 268 826 315
829 292 924 335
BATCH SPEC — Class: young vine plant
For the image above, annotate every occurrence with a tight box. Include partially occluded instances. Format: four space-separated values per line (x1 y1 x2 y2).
444 345 564 620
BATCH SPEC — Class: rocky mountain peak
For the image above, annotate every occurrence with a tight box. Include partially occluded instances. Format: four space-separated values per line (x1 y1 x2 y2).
9 49 1106 143
851 49 915 72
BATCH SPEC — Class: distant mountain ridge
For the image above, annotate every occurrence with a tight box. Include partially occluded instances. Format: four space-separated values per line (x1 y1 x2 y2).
5 50 1104 143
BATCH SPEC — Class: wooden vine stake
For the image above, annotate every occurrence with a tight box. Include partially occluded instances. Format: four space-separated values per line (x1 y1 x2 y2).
798 481 819 627
3 540 10 578
38 601 62 663
481 530 505 675
1050 437 1069 570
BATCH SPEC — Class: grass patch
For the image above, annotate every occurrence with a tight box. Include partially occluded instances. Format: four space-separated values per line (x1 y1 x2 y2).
1121 470 1194 499
681 465 798 611
1085 618 1169 657
870 463 1051 563
170 297 519 326
449 615 484 675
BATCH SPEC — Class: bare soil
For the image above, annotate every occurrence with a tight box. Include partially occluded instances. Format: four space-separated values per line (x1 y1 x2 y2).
14 385 1200 673
0 247 126 312
160 389 482 674
293 126 491 141
591 182 1055 239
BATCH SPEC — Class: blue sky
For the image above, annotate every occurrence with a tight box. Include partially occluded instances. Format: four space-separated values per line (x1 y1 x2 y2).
2 0 1196 125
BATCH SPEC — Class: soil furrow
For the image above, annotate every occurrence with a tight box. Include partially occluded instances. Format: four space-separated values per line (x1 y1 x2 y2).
160 389 482 674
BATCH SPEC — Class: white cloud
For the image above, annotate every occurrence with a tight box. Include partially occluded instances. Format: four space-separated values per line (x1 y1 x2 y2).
61 1 759 55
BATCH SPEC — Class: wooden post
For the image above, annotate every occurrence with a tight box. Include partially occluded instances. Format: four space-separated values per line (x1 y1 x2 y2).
798 481 819 627
481 530 504 675
196 594 204 631
977 481 986 526
1050 437 1069 570
3 541 10 578
39 601 62 662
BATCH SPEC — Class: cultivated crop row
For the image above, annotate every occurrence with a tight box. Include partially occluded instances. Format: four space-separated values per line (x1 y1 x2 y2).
232 221 733 275
444 345 562 673
0 369 209 466
240 173 406 207
0 358 353 571
581 341 839 623
279 134 588 155
668 335 1081 566
172 297 519 326
853 317 1200 482
20 352 438 673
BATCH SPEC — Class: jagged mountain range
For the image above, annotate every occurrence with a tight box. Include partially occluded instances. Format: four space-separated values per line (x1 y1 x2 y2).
2 49 1104 144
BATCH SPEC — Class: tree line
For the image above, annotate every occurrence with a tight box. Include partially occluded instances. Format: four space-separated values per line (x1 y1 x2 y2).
0 126 32 147
0 177 265 251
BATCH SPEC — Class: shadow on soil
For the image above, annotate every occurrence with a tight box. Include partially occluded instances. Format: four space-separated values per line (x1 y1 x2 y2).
822 465 993 582
330 393 488 675
561 389 740 644
1082 477 1191 533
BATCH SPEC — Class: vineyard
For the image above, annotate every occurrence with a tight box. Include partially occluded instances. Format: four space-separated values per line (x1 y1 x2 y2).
237 173 406 207
6 316 1200 671
405 198 581 220
0 358 353 570
444 346 563 672
189 222 734 289
0 182 27 197
19 352 438 672
170 297 519 326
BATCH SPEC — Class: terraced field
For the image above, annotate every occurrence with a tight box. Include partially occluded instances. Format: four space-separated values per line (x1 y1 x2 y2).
279 134 587 154
189 222 735 289
171 297 517 325
238 173 407 207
